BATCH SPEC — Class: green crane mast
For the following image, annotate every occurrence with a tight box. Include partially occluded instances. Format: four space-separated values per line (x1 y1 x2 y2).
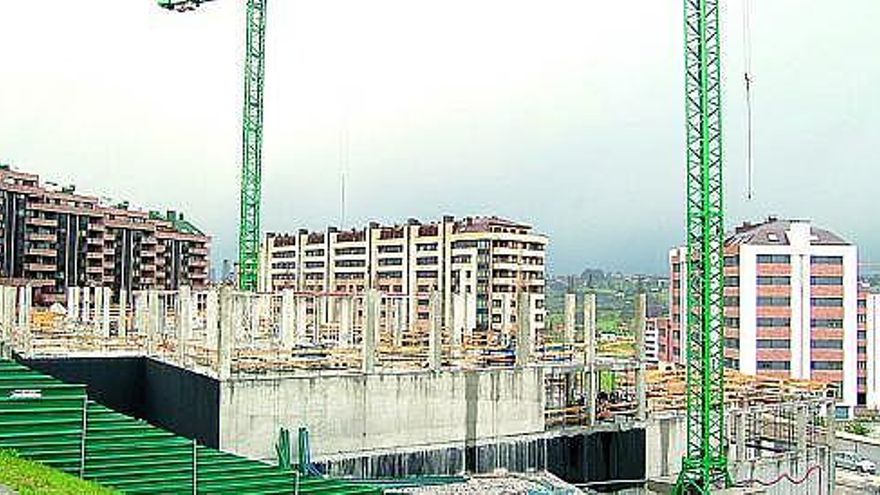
675 0 729 493
158 0 266 291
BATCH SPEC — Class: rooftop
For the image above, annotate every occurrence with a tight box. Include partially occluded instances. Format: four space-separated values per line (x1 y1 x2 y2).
726 217 851 247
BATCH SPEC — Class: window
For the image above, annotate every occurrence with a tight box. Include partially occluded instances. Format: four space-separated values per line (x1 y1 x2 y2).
757 296 790 307
757 254 791 264
812 340 843 349
757 317 790 327
451 240 477 249
812 297 843 307
757 276 790 286
812 256 843 265
811 276 842 286
335 247 366 256
812 361 843 371
335 259 365 268
811 319 843 329
757 339 790 349
757 361 790 370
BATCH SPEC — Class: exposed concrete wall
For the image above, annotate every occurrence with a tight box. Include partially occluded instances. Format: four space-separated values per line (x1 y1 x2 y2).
219 367 545 461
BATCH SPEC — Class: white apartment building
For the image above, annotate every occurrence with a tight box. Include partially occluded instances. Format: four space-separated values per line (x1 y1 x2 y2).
259 216 548 341
664 218 869 416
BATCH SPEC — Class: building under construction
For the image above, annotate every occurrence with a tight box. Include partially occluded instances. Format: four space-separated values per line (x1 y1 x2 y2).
0 283 841 493
0 165 211 304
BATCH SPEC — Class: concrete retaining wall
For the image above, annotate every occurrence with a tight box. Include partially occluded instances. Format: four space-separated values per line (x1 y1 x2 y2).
219 367 545 460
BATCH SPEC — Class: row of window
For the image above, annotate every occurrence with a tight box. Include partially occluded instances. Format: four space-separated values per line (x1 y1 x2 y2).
722 255 842 265
723 276 843 286
755 361 844 371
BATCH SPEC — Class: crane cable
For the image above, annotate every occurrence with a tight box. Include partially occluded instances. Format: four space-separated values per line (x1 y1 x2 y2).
742 0 755 200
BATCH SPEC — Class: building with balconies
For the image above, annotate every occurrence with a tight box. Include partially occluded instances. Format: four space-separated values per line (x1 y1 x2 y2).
259 215 548 342
0 165 210 303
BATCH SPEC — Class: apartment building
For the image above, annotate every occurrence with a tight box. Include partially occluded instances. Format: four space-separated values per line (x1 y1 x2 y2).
645 316 666 365
0 166 210 303
259 215 548 340
664 217 868 415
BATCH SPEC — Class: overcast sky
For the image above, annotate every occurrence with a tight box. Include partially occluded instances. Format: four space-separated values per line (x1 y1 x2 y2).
1 1 877 275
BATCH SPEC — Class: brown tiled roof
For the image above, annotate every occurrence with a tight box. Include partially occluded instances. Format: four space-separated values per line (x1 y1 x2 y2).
726 218 850 246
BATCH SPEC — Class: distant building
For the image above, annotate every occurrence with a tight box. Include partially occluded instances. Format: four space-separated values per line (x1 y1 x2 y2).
259 215 548 339
0 166 210 303
645 316 666 365
666 217 867 415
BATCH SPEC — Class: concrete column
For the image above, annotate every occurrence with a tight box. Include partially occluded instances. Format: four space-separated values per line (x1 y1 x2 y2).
280 289 295 348
339 296 352 347
81 287 91 323
67 287 78 320
362 289 378 373
583 293 596 350
93 286 103 332
584 293 597 426
217 288 233 380
295 297 307 345
796 405 808 454
393 298 404 348
147 291 160 356
635 293 647 420
19 285 32 357
452 291 464 347
428 292 442 370
735 405 748 462
516 292 533 367
313 296 323 343
177 286 193 364
205 290 219 348
0 286 7 353
502 293 512 337
564 293 576 345
100 287 111 339
118 290 128 339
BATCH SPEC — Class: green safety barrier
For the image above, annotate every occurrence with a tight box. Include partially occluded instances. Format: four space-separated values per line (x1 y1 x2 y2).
0 360 379 494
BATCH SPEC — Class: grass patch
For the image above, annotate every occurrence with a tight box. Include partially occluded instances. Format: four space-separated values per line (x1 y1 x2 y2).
0 451 118 495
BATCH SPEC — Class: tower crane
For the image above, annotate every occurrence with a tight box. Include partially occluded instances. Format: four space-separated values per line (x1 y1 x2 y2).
676 0 728 492
158 0 266 292
156 0 730 490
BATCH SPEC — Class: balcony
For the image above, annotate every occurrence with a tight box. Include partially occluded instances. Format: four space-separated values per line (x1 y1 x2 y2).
24 263 56 272
27 248 57 257
26 217 58 228
27 232 55 242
